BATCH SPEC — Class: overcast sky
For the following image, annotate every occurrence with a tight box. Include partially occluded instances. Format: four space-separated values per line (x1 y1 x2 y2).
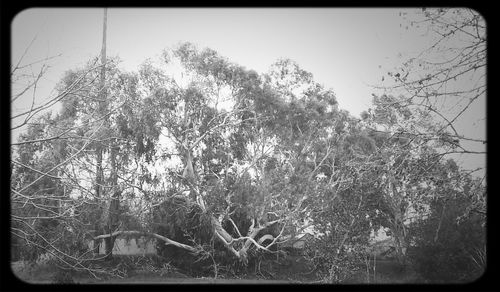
11 8 486 174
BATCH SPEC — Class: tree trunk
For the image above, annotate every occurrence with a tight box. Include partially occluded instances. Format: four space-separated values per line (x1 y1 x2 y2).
434 202 446 243
387 179 407 266
103 197 119 260
93 147 104 255
391 220 407 266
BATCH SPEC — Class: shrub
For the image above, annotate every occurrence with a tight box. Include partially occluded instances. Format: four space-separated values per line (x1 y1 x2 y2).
409 195 486 283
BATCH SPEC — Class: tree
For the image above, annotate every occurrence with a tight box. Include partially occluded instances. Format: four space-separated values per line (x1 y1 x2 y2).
10 33 169 276
80 43 350 272
361 9 486 267
360 88 486 269
10 38 121 276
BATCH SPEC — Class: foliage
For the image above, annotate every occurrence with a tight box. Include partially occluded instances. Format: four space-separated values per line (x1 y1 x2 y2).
408 171 486 283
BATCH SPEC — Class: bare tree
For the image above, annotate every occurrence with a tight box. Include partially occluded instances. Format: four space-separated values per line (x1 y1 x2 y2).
376 8 486 155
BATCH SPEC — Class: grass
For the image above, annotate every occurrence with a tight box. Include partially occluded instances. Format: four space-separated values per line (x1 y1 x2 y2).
11 254 422 284
343 258 421 284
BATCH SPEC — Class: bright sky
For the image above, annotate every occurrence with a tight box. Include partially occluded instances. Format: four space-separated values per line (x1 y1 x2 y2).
11 8 486 175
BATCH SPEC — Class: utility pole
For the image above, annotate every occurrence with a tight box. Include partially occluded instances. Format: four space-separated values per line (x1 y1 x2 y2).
93 7 107 256
97 8 120 261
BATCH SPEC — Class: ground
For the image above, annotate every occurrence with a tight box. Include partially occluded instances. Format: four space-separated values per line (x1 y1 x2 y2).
11 255 419 284
11 261 292 284
343 259 420 284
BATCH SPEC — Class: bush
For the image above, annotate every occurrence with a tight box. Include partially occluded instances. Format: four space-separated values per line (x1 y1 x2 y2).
409 195 486 283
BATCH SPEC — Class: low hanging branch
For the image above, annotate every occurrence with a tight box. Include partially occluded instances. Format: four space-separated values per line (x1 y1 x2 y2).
211 212 291 264
93 230 200 254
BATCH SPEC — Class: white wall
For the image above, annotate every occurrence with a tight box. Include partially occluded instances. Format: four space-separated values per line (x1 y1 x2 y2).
90 237 157 255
